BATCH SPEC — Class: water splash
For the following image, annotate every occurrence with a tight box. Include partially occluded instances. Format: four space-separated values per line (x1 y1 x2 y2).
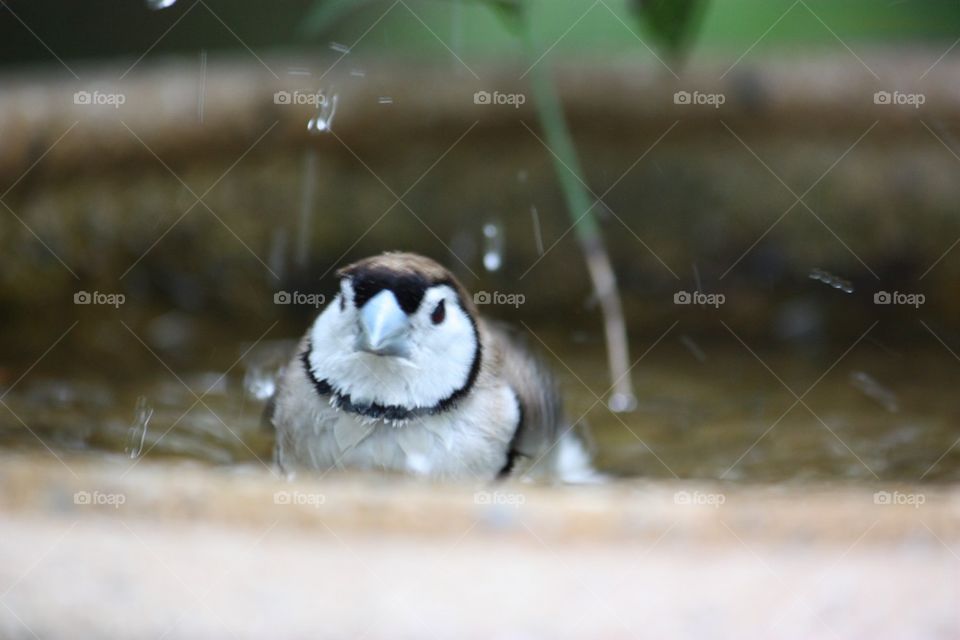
530 206 544 255
307 92 338 134
244 366 278 402
608 392 637 413
850 371 899 412
679 335 706 363
197 49 207 124
125 396 153 459
809 268 854 293
146 0 177 9
482 223 504 272
296 149 317 266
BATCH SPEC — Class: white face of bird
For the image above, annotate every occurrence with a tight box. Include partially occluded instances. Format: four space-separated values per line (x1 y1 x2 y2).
305 276 480 413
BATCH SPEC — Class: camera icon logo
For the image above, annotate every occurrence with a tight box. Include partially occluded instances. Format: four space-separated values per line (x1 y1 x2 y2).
273 90 292 105
874 91 892 105
273 491 291 505
274 291 292 304
674 90 692 105
73 490 92 505
873 490 892 505
674 490 692 505
474 490 491 504
74 291 92 304
473 291 491 305
673 291 692 304
73 90 92 105
874 291 892 304
473 90 492 105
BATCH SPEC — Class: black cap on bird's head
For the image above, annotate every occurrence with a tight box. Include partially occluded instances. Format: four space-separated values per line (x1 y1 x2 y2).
336 252 475 315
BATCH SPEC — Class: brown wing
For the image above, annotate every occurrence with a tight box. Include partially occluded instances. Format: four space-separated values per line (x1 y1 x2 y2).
483 321 564 465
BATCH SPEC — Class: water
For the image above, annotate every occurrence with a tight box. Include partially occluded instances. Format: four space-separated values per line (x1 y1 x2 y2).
809 268 855 294
482 222 504 272
124 396 152 458
307 92 338 134
2 331 957 483
146 0 177 10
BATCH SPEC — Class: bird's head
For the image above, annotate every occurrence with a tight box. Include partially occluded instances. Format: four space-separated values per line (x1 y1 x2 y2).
302 252 482 420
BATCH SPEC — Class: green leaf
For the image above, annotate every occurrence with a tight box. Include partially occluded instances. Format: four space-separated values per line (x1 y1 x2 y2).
628 0 706 55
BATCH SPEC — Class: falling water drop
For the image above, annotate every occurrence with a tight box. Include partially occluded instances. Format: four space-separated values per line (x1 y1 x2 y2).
307 92 338 135
809 268 854 293
244 366 278 402
125 396 153 459
146 0 177 9
482 222 503 272
530 205 544 256
850 371 899 412
679 334 707 363
296 149 317 266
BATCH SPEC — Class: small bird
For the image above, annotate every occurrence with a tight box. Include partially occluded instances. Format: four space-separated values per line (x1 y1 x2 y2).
269 252 598 482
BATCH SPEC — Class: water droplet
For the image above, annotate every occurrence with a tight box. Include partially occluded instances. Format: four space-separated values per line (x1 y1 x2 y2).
809 268 854 293
330 42 351 54
307 92 338 134
608 392 638 413
146 0 177 9
296 149 317 265
244 367 277 402
126 396 153 459
482 222 503 272
679 334 706 362
530 206 544 256
850 371 899 412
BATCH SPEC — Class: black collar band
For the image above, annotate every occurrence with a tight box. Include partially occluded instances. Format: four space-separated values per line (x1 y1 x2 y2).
300 330 482 423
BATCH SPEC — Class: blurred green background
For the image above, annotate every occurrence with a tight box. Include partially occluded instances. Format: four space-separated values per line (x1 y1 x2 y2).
4 0 960 68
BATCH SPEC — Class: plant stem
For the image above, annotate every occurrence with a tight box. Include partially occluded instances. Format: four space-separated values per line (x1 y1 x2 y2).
521 19 637 412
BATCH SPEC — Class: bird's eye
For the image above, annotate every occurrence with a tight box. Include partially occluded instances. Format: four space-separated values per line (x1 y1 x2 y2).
430 300 446 325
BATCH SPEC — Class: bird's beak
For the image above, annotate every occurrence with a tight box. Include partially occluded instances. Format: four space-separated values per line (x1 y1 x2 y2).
358 290 411 357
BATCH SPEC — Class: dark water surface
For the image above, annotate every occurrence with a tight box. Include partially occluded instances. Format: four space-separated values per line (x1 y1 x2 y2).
2 328 956 483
